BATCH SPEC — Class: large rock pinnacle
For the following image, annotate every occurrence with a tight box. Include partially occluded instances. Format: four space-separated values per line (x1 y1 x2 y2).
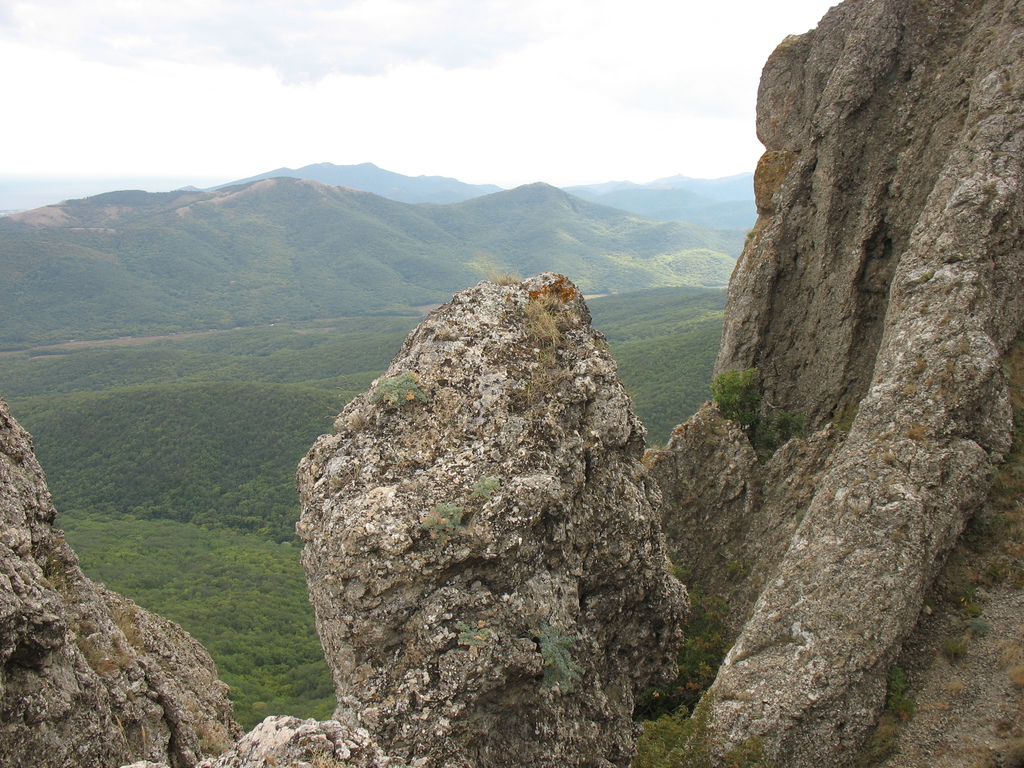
297 273 687 767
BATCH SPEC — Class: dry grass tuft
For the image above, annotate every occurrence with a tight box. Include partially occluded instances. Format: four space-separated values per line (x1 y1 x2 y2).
999 640 1024 668
944 677 967 694
524 293 563 348
478 255 520 285
1008 665 1024 687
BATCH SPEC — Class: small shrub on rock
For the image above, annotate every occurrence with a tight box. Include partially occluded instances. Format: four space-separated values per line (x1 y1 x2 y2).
421 503 464 544
711 368 761 428
711 368 805 459
534 620 582 692
371 372 427 408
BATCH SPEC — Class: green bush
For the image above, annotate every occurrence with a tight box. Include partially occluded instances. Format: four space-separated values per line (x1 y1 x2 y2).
711 368 761 428
371 372 426 408
635 586 731 720
711 368 805 460
470 476 501 500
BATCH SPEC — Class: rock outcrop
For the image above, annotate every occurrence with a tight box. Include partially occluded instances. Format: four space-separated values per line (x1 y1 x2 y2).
649 405 838 628
297 273 687 767
651 0 1024 765
194 716 404 768
0 396 241 767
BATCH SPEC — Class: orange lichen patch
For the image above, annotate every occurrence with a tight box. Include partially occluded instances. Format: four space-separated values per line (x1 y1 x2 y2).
528 274 580 305
754 150 798 215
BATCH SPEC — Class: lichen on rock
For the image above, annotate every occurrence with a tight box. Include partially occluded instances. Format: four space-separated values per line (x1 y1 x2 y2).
195 716 404 768
297 272 687 767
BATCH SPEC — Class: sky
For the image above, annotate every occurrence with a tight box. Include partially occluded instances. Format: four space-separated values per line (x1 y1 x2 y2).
1 0 838 208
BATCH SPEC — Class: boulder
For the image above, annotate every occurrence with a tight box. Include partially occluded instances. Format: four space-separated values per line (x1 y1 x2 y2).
297 273 687 767
653 0 1024 764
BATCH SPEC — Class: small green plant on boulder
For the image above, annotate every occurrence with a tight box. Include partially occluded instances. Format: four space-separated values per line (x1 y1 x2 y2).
457 620 492 657
371 372 427 408
470 476 501 500
421 503 464 544
533 620 582 692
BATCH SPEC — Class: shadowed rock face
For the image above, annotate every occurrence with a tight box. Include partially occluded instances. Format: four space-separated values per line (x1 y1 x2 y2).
0 397 241 768
651 0 1024 765
297 273 687 768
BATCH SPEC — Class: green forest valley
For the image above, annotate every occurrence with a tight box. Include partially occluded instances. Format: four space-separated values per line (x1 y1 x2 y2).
1 285 725 728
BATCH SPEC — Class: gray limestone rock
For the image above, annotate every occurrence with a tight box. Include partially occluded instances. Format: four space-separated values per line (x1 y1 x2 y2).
297 273 687 768
0 396 241 767
653 0 1024 765
647 405 838 630
195 716 404 768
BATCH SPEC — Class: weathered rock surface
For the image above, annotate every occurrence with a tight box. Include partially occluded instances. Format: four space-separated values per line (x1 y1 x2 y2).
652 0 1024 765
194 716 405 768
648 405 838 629
297 273 687 767
0 396 241 767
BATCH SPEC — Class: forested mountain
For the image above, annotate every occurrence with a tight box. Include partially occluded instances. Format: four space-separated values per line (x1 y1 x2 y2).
564 187 756 229
565 172 754 201
0 149 735 737
0 178 741 348
212 161 503 204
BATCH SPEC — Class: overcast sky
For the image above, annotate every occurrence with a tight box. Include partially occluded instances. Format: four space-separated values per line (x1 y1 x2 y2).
1 0 837 200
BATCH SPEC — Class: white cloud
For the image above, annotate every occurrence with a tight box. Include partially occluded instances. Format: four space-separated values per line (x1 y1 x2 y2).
1 0 840 193
2 0 539 81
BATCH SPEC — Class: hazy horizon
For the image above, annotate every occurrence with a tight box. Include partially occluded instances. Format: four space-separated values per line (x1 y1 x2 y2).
2 0 837 206
0 165 756 213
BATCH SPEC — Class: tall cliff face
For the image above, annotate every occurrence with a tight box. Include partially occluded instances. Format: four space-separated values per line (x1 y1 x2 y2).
297 273 687 768
722 0 1024 428
0 397 241 767
652 0 1024 765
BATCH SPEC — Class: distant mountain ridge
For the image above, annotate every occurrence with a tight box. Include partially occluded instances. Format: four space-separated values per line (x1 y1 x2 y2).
212 163 756 228
565 172 754 201
564 173 756 229
0 178 743 348
212 161 503 205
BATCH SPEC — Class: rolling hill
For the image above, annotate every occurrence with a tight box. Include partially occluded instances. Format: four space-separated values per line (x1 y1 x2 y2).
0 178 742 348
215 162 758 227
